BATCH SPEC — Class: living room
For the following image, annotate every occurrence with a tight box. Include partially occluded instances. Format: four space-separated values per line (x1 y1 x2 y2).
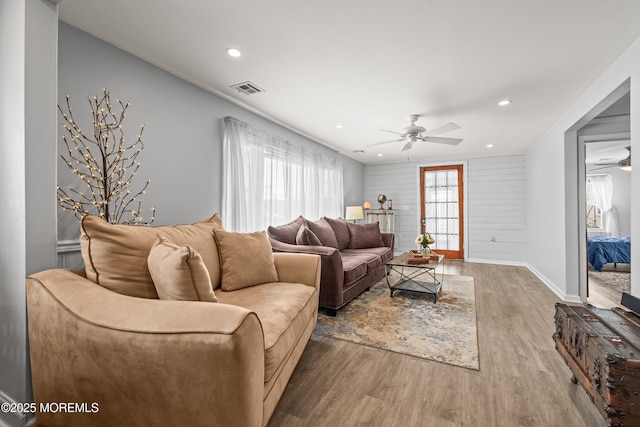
2 1 640 426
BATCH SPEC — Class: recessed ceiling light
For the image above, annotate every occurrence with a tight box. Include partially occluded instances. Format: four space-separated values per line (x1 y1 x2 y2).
377 153 383 157
336 124 344 129
226 47 242 58
498 99 512 106
486 144 494 148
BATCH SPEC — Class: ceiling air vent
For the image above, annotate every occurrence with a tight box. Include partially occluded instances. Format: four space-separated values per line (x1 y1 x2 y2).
230 81 265 95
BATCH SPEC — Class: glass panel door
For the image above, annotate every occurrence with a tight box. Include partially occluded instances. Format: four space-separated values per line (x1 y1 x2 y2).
420 165 464 259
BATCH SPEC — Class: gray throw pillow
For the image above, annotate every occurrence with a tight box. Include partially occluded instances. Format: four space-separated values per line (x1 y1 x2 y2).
295 225 322 246
307 218 340 249
267 215 307 245
324 217 351 250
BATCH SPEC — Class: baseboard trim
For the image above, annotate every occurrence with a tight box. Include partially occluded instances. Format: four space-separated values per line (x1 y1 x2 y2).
0 390 36 427
525 263 581 303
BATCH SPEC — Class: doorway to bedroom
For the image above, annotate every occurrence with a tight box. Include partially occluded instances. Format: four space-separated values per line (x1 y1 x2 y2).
581 92 632 308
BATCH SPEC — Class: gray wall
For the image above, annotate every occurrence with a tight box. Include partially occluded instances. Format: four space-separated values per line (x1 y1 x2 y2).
364 155 527 264
57 22 364 244
1 1 59 426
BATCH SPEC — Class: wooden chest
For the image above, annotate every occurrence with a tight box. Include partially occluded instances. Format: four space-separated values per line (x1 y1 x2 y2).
553 303 640 427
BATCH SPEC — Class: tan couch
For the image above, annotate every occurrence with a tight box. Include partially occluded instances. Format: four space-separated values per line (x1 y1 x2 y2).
26 214 321 427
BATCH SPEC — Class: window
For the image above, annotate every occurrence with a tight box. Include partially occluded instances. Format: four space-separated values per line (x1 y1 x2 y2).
586 175 604 230
222 117 343 232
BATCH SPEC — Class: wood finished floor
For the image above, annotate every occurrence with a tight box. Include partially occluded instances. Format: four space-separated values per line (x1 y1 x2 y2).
587 263 630 309
269 260 606 427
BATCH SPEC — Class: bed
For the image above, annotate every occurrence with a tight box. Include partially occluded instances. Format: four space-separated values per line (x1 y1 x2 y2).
587 236 631 272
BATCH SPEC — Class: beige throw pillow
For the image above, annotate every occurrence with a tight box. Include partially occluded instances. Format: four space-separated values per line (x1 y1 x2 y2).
80 213 223 298
147 236 217 302
214 229 279 291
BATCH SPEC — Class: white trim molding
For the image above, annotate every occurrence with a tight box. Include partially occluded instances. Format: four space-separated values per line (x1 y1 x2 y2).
526 263 581 303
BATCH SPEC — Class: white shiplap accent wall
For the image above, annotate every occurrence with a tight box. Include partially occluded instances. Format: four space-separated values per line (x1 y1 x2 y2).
364 162 420 253
364 155 527 264
467 155 526 263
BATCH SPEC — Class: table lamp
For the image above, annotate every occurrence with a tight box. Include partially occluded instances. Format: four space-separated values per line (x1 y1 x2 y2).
345 206 364 223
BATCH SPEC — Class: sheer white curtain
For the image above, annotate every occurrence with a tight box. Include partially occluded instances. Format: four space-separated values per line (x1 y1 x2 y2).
222 116 343 232
587 174 619 236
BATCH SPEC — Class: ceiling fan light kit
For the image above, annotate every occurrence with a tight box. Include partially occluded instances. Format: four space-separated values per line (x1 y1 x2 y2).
590 145 632 171
618 145 632 171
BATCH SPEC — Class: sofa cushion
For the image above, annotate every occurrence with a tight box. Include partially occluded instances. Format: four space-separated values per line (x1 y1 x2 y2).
267 215 307 245
343 247 394 264
295 225 322 246
323 217 350 250
214 229 279 291
216 281 317 383
80 213 223 299
307 218 340 249
340 254 368 285
147 236 217 302
340 249 384 273
369 246 394 263
347 222 385 249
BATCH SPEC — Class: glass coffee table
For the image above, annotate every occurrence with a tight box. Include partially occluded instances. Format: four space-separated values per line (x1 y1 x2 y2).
385 252 445 302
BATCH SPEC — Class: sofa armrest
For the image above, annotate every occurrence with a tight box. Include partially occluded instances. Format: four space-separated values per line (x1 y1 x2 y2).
382 232 394 249
273 252 321 292
26 269 265 427
270 238 344 309
269 238 337 256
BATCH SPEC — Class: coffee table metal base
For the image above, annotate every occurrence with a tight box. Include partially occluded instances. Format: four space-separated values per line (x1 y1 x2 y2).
385 253 444 302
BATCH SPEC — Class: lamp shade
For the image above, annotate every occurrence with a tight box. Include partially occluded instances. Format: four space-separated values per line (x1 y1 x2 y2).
345 206 364 221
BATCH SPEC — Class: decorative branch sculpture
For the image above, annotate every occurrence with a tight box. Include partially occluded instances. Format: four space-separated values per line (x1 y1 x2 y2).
57 88 155 225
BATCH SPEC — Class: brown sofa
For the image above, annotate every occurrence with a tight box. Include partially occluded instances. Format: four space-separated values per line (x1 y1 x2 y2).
26 214 321 427
268 216 394 315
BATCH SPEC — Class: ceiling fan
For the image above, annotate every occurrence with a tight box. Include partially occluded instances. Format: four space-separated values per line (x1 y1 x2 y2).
366 115 462 152
590 146 632 171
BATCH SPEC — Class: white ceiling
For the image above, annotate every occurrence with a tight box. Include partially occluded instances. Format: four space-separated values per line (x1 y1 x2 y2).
59 0 640 165
585 140 630 166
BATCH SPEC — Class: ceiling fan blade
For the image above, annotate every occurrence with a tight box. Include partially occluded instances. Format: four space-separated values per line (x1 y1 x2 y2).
364 138 404 148
401 140 414 152
421 136 463 145
589 164 616 171
424 122 461 136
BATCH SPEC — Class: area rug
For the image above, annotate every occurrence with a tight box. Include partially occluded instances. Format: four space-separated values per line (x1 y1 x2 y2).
314 273 479 370
589 270 631 294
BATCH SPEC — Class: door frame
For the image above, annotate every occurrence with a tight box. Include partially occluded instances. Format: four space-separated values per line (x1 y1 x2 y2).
564 78 630 302
416 161 468 260
578 126 630 301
